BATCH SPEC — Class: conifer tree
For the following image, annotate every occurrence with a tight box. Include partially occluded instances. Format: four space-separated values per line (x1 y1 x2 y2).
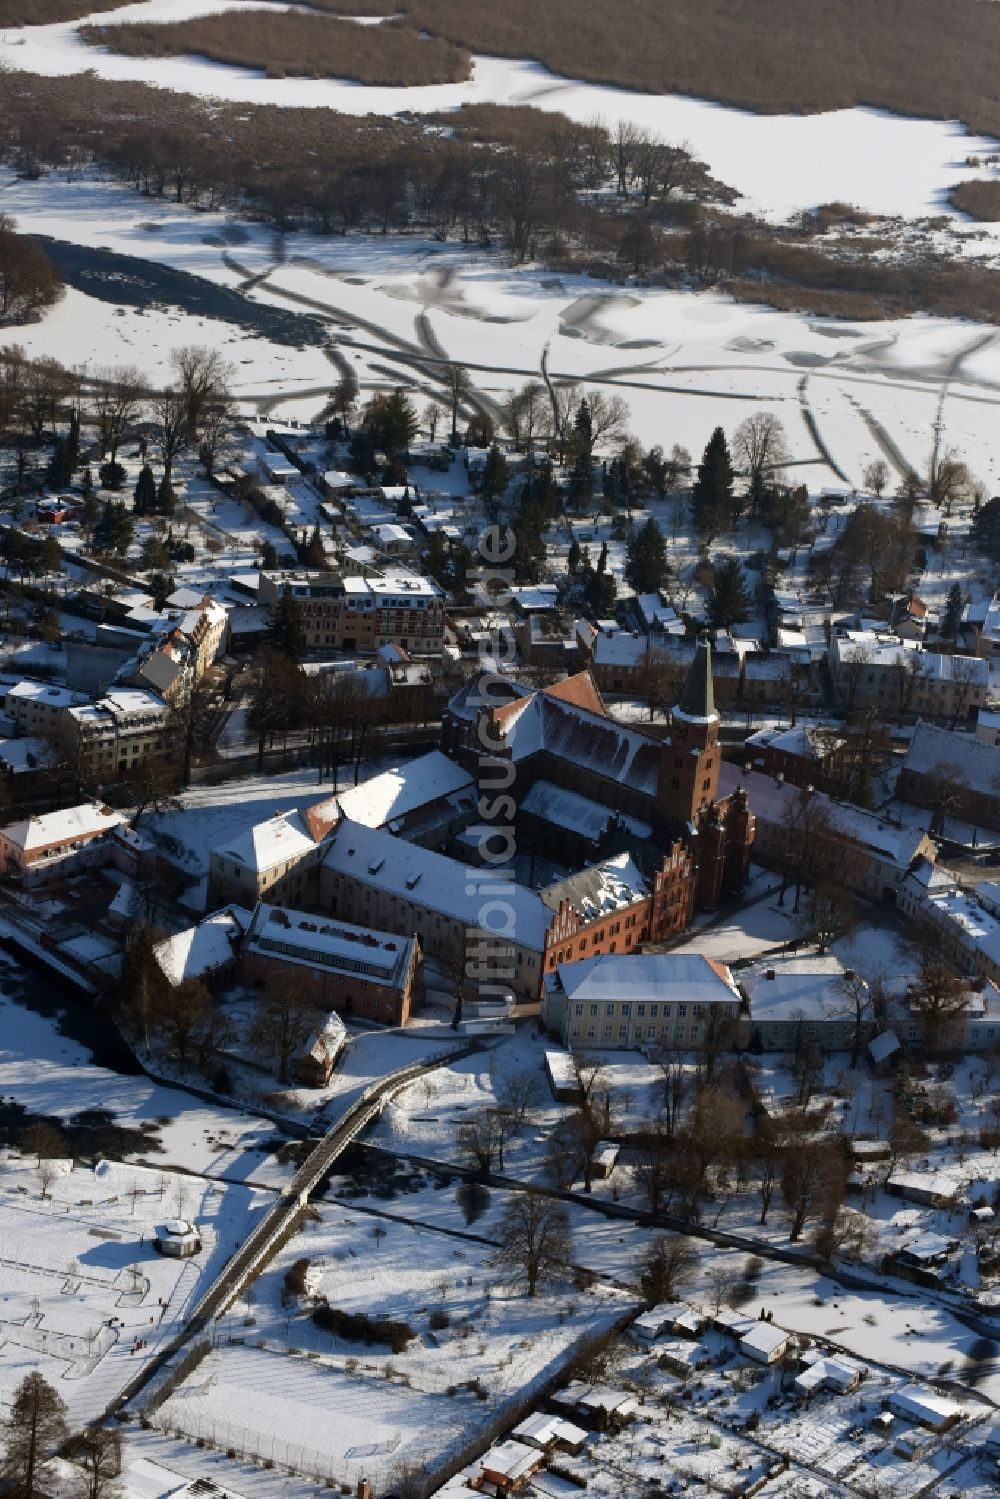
156 474 175 515
625 516 669 594
707 555 752 631
133 464 156 516
46 437 73 490
691 427 734 543
2 1372 68 1499
941 581 963 642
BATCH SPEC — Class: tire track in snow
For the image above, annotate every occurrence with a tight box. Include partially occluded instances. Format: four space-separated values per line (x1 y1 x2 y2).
797 373 851 484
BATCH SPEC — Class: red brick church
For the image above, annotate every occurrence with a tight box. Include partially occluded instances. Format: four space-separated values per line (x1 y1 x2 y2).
442 635 755 922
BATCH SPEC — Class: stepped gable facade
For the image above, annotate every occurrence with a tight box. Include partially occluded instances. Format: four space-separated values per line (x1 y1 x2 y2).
442 637 754 908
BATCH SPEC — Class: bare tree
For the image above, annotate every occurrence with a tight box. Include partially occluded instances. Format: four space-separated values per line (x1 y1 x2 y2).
458 1108 513 1176
442 362 472 443
835 968 874 1068
908 964 969 1050
170 345 234 440
92 365 147 462
733 412 790 495
75 1426 121 1499
706 1263 734 1313
151 385 188 488
654 1047 689 1138
781 1142 846 1242
250 975 323 1084
494 1069 542 1130
492 1190 571 1297
637 1233 697 1303
863 458 889 498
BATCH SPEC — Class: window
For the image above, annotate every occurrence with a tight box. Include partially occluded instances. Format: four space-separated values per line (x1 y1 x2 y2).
574 1002 583 1017
603 1024 613 1040
618 1024 628 1040
637 1003 646 1017
678 1003 687 1017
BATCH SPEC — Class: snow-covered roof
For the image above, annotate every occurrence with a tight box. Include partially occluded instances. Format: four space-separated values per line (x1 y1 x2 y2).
213 811 317 873
0 801 124 854
888 1169 965 1202
523 780 651 843
324 821 551 951
902 720 1000 786
740 1321 790 1357
336 751 474 830
887 1384 964 1427
868 1030 900 1064
924 888 1000 968
794 1352 864 1393
555 952 738 1007
480 1440 543 1482
741 954 859 1024
153 906 251 988
592 630 648 668
246 902 415 985
512 1412 587 1451
718 763 932 871
6 680 87 709
745 724 841 761
491 682 665 795
541 851 649 919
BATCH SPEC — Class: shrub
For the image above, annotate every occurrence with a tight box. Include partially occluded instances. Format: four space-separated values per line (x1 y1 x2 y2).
284 1257 311 1298
428 1307 450 1331
312 1304 416 1353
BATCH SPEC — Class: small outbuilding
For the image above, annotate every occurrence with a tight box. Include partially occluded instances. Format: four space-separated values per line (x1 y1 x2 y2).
739 1321 791 1365
155 1219 202 1258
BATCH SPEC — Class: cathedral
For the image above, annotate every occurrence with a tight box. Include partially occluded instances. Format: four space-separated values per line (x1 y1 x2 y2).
442 635 755 916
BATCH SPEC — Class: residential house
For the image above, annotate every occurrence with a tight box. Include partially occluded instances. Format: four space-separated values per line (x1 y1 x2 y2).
718 762 936 903
897 720 1000 834
738 954 868 1052
0 802 152 887
321 818 548 998
744 723 847 792
152 906 251 990
258 569 444 654
207 810 326 909
295 1012 348 1086
828 630 986 719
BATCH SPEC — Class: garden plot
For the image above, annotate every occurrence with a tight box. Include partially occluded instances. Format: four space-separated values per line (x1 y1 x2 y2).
155 1204 632 1488
0 1154 270 1430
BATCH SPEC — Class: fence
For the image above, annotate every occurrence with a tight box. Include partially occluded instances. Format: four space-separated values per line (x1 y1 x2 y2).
149 1408 355 1487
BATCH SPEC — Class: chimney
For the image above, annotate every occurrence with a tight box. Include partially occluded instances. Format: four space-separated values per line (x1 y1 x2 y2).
357 1481 371 1499
765 969 776 981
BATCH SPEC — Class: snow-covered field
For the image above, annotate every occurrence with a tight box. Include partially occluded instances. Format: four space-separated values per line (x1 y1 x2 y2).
2 0 999 221
6 171 1000 491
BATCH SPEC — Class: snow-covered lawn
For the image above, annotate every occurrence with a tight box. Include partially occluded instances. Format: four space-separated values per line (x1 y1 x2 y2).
0 1153 271 1430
